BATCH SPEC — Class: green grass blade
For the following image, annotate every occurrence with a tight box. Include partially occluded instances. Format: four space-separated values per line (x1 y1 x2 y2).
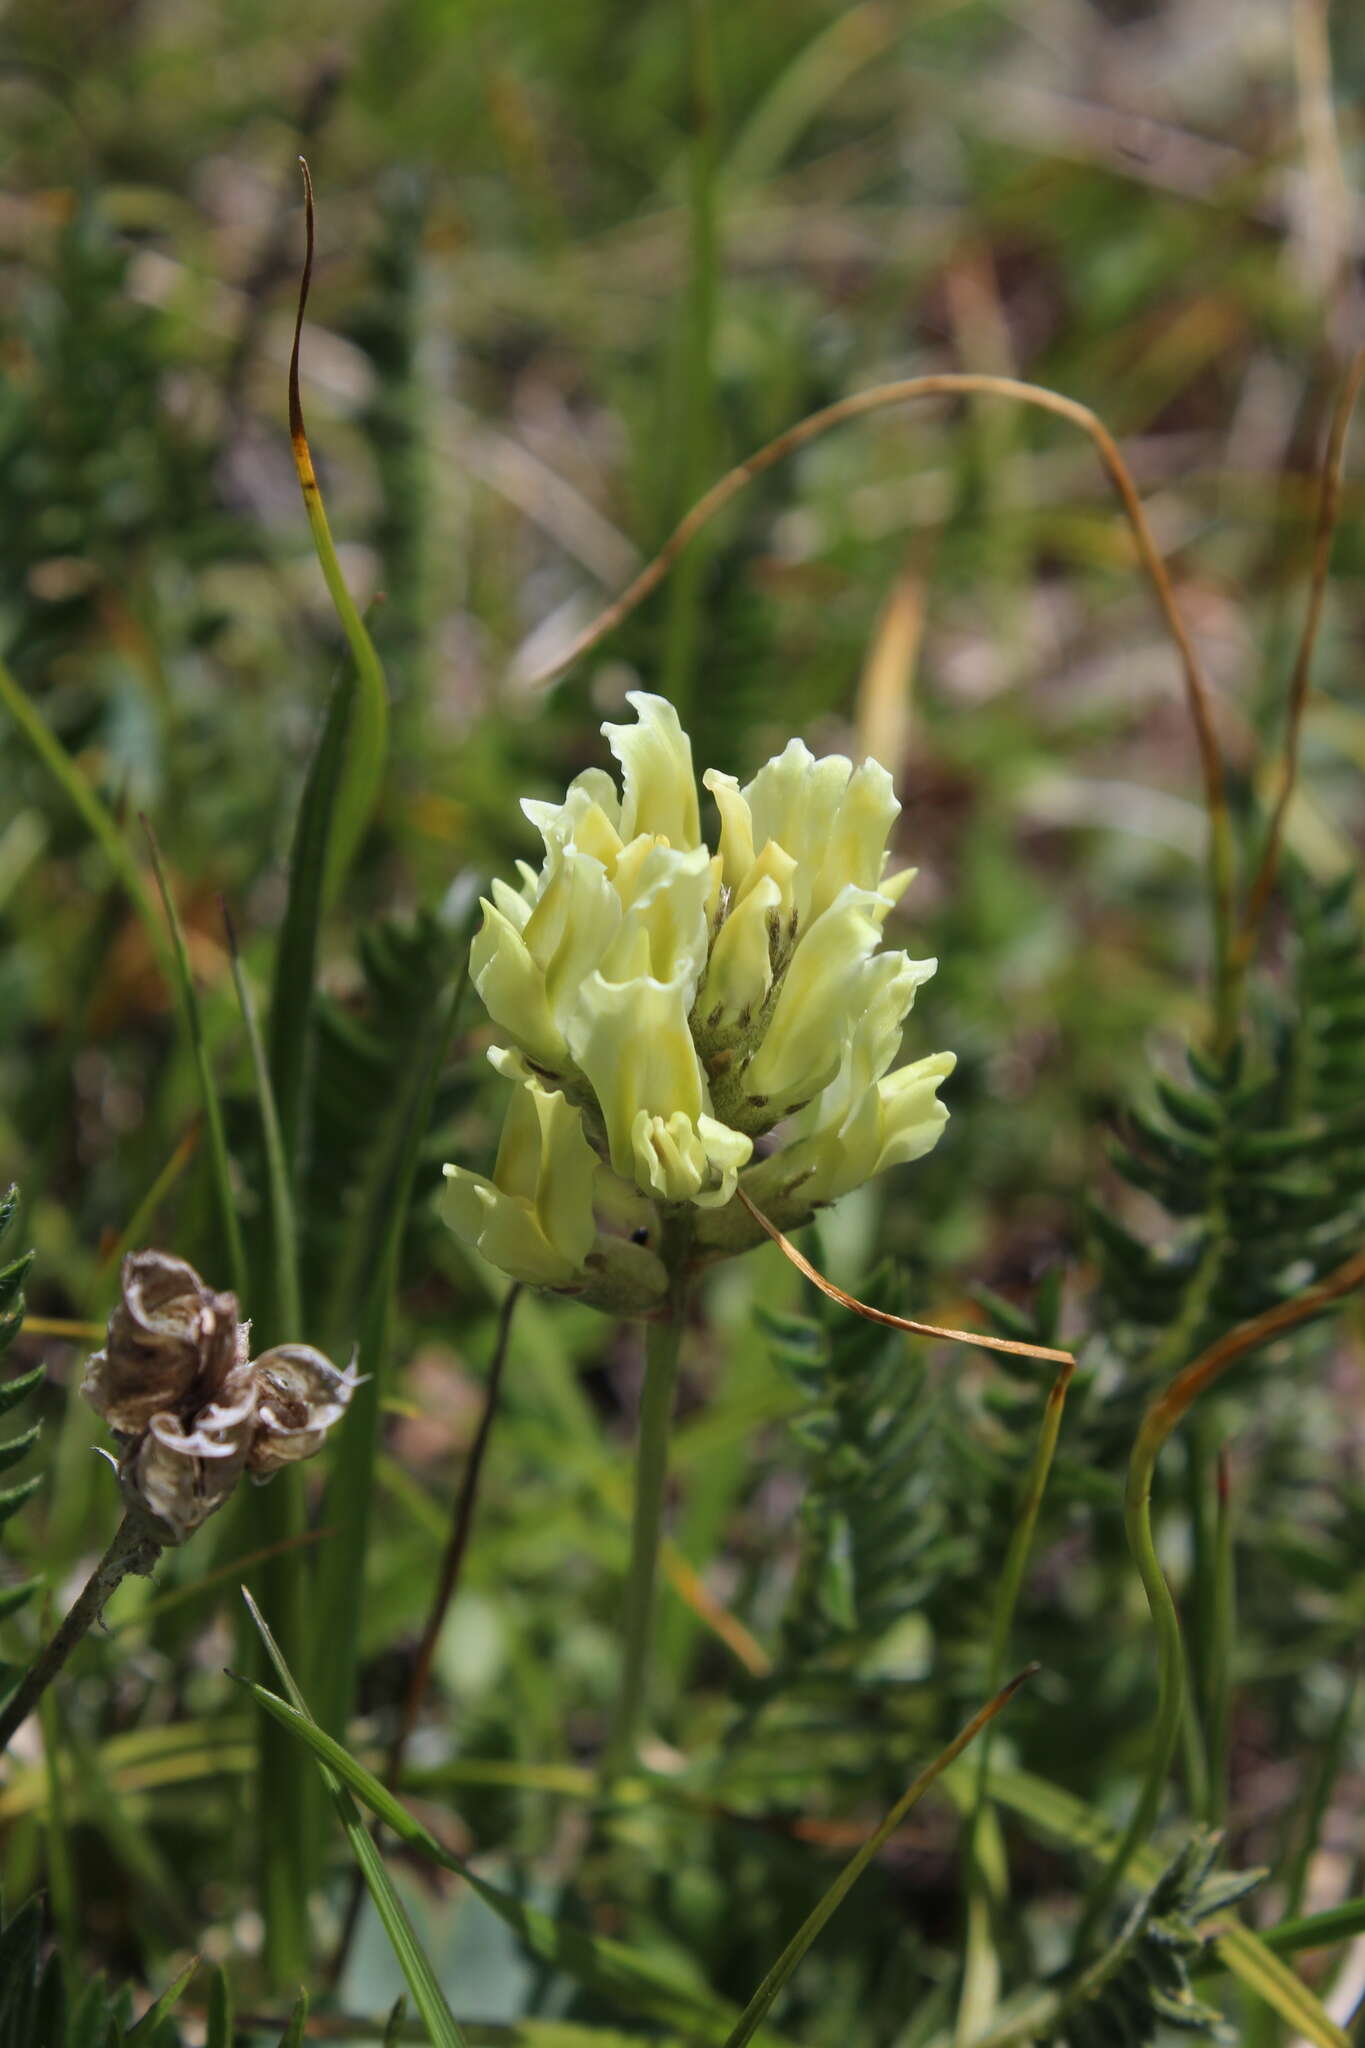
958 1363 1073 2043
721 1671 1035 2048
95 1125 200 1288
142 823 247 1298
1260 1898 1365 1957
124 1954 199 2040
221 899 313 1987
278 1991 310 2048
267 659 355 1182
0 654 175 992
205 1964 233 2048
240 1592 467 2048
221 901 300 1339
309 950 468 1744
289 162 390 901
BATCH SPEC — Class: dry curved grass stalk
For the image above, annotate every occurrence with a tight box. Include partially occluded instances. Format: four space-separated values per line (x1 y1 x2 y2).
1236 342 1365 966
735 1187 1074 1366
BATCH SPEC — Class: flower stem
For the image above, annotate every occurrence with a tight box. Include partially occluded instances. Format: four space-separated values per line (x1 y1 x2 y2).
604 1223 692 1782
0 1511 162 1752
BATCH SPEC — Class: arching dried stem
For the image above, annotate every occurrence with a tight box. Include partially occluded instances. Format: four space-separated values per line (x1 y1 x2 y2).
522 371 1235 1042
736 1188 1074 1367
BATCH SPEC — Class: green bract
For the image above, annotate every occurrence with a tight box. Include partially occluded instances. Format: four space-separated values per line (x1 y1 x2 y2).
443 694 954 1309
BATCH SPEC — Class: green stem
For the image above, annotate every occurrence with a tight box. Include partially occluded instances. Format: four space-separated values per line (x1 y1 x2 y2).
144 826 247 1300
955 1362 1073 2043
604 1223 692 1782
1073 1411 1184 1954
1204 1446 1235 1825
0 1513 162 1753
221 904 312 1984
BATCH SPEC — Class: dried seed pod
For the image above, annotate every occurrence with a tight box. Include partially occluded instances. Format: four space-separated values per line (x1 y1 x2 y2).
126 1380 258 1541
82 1250 249 1436
248 1344 361 1476
83 1250 357 1543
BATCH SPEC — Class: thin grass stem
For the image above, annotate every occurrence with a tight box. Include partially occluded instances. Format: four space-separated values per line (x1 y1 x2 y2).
1075 1243 1365 1955
956 1359 1073 2042
143 823 247 1299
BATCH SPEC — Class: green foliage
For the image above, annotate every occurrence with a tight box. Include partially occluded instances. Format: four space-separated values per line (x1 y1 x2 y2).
1091 874 1365 1380
761 1274 972 1677
1054 1831 1264 2048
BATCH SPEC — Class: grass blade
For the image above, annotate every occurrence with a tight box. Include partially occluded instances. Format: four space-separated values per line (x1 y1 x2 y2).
143 823 246 1299
0 653 174 990
241 1590 468 2048
267 658 355 1183
124 1954 199 2040
721 1670 1036 2048
957 1364 1073 2043
205 1964 233 2048
289 160 390 900
221 900 300 1339
220 900 313 1985
278 1990 309 2048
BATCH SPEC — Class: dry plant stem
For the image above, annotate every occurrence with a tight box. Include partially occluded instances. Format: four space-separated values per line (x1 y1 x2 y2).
603 1216 693 1784
1235 344 1365 974
525 372 1235 1044
386 1285 521 1787
736 1189 1074 1367
0 1512 162 1752
1075 1241 1365 1955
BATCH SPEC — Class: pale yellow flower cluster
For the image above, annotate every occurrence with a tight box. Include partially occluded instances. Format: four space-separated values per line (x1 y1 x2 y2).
443 694 953 1309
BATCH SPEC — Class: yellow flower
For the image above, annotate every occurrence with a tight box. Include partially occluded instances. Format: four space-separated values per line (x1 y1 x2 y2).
442 1050 600 1288
448 693 953 1297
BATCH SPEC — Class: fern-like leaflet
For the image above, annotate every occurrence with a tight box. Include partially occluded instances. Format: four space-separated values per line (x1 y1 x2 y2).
1090 872 1365 1393
1051 1830 1264 2047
